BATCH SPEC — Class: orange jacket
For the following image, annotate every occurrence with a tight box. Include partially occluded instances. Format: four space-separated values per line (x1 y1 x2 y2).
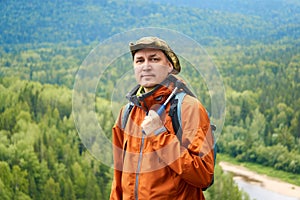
110 83 214 200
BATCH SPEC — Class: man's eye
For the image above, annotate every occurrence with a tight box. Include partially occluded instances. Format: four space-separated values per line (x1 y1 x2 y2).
136 59 143 63
151 58 159 61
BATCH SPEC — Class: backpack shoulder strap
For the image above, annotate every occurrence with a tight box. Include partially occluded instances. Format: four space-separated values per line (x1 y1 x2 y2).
169 92 186 144
121 102 134 129
174 91 186 128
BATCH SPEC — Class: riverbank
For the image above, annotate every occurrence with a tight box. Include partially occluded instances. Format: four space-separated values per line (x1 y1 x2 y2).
219 161 300 199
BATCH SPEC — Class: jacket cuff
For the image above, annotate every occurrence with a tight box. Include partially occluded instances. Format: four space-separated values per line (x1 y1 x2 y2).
154 126 167 136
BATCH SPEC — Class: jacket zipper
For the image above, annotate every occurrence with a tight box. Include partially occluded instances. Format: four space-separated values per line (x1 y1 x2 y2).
134 134 145 200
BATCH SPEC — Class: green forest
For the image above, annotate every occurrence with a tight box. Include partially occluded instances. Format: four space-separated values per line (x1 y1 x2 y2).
1 0 299 199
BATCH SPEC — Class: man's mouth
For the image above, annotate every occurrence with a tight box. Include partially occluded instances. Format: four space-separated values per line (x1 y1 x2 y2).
141 74 154 77
141 74 155 78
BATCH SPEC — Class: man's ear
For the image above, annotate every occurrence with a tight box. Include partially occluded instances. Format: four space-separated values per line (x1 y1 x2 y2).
167 61 174 73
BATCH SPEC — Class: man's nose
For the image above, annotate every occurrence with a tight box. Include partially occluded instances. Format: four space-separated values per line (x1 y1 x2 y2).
142 60 152 70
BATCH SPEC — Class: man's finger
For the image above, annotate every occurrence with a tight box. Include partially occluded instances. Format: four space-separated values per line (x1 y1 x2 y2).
148 110 159 118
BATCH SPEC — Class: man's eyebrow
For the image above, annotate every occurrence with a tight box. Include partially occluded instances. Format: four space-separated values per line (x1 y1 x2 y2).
148 53 159 58
135 53 158 59
134 55 144 60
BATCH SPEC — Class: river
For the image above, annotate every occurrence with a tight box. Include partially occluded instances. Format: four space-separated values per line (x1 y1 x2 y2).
219 162 300 200
234 176 300 200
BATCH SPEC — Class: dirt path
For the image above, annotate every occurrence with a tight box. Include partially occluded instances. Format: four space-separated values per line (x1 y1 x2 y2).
219 161 300 199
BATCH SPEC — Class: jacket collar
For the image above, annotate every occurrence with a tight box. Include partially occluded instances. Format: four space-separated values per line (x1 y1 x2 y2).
126 77 174 112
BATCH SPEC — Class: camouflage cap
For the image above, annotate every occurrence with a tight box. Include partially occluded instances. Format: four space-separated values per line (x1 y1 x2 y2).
129 36 181 74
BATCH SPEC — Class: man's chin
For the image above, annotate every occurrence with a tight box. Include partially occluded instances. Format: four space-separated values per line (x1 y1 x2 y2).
141 81 156 87
141 82 157 91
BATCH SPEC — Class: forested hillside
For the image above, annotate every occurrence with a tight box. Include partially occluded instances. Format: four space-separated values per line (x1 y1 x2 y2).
1 0 299 199
215 43 300 174
0 78 112 199
1 0 299 46
0 77 251 199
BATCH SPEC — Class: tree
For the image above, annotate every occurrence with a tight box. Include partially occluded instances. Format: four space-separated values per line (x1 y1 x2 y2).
42 178 61 200
59 176 76 200
273 124 295 151
11 166 30 200
71 162 87 199
0 162 12 200
0 179 12 200
85 171 103 200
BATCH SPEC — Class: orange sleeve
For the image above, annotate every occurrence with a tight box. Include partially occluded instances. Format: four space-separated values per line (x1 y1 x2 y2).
150 95 215 188
109 110 124 200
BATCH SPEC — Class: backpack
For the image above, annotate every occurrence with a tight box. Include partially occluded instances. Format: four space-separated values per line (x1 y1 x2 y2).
121 91 217 191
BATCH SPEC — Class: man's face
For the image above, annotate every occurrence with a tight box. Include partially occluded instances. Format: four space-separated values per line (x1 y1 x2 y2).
133 48 173 90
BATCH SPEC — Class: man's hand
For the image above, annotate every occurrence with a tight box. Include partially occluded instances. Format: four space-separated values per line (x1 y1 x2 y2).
141 110 164 135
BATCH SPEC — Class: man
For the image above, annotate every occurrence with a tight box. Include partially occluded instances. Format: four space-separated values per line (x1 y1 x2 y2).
110 36 214 200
